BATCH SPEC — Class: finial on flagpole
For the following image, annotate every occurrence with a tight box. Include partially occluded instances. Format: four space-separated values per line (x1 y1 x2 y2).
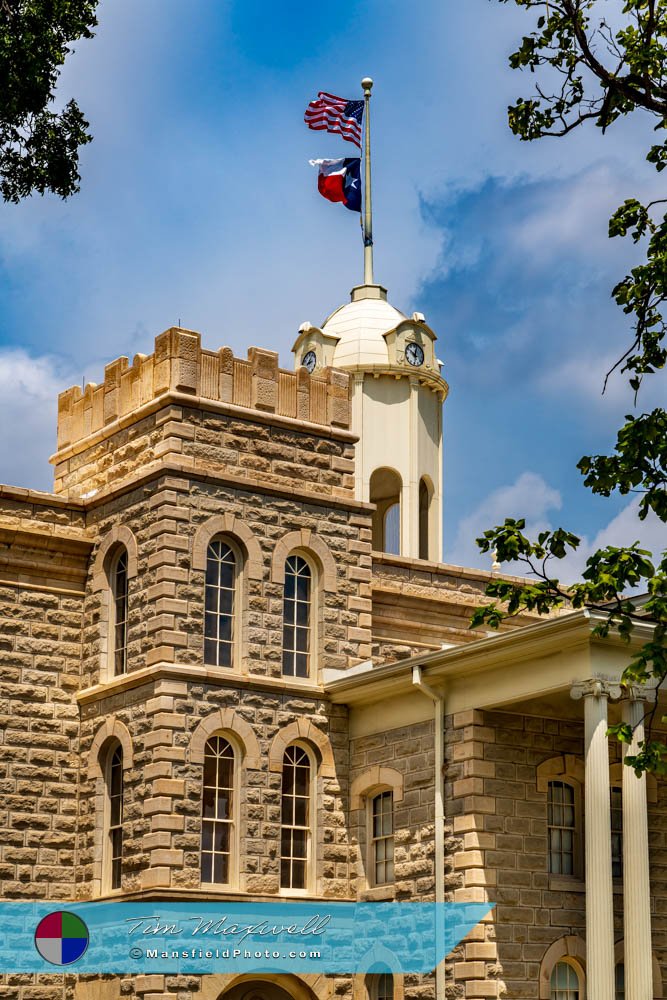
361 77 374 285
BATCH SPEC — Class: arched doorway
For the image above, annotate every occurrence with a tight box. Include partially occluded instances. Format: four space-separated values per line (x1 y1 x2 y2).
204 973 326 1000
222 982 296 1000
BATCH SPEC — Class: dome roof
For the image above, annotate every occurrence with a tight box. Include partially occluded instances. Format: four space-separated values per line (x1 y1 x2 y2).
323 285 406 367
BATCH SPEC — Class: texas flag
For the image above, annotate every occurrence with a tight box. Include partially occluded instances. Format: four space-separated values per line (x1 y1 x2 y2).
309 157 361 212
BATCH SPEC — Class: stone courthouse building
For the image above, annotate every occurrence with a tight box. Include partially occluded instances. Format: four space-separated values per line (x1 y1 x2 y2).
0 281 664 1000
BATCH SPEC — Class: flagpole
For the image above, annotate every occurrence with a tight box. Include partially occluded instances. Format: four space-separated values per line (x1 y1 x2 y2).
361 77 373 285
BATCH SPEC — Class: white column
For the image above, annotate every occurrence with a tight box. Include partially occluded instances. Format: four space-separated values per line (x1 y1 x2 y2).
572 679 617 999
405 375 419 558
622 695 653 1000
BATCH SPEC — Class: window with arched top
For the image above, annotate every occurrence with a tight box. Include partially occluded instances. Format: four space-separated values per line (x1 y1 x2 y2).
111 548 129 676
201 735 236 885
371 791 394 886
280 744 312 891
547 780 577 876
204 538 238 668
105 743 123 891
550 960 582 999
418 478 431 560
282 555 312 678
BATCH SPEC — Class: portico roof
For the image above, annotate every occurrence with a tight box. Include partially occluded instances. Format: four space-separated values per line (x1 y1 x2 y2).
323 609 659 719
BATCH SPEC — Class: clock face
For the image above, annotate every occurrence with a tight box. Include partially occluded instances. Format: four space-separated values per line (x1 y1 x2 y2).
302 350 317 373
405 342 424 367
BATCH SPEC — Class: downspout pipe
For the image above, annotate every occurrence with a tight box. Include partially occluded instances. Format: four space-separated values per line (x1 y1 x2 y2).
412 665 445 1000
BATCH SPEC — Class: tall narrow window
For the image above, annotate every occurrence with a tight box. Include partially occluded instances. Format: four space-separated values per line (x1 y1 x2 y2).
615 962 625 1000
419 478 430 560
282 555 311 678
280 745 311 890
107 744 123 891
550 961 581 1000
372 974 394 1000
205 539 236 668
547 781 576 875
611 786 623 878
112 549 128 676
371 791 394 885
201 736 235 884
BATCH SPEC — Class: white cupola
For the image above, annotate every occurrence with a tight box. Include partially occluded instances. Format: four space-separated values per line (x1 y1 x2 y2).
293 283 448 562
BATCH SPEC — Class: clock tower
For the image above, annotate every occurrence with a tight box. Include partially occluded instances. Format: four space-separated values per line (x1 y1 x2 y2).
293 282 448 561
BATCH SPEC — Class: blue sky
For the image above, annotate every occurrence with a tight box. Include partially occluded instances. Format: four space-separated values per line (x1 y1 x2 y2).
0 0 664 575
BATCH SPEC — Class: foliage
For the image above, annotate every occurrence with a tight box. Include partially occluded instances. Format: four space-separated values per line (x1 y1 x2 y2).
474 0 667 773
0 1 98 202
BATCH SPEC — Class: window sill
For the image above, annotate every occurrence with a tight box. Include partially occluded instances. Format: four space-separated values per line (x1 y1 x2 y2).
94 887 126 901
358 886 396 902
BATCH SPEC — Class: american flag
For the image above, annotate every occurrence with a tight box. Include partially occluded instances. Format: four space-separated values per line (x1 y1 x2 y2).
304 92 364 148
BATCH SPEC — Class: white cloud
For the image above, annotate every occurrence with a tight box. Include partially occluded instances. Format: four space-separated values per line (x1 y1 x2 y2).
446 470 665 587
537 350 666 413
0 350 76 491
445 471 562 570
508 163 638 266
560 497 666 583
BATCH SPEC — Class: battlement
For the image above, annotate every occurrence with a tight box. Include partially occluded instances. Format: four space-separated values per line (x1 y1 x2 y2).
56 327 351 453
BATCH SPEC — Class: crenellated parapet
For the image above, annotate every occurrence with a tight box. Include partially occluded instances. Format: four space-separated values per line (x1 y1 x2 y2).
56 327 351 453
50 327 356 501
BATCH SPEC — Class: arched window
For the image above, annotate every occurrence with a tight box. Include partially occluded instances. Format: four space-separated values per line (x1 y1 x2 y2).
201 735 235 885
204 538 237 668
280 744 312 890
611 785 623 878
369 468 402 555
547 780 576 875
371 791 394 885
418 478 431 560
106 743 123 891
550 961 581 999
282 555 312 678
371 974 394 1000
615 962 625 999
111 548 129 676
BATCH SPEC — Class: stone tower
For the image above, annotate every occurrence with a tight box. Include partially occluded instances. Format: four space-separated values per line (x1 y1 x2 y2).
293 283 448 561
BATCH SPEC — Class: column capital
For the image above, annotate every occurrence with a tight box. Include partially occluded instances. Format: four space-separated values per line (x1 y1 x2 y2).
571 676 623 702
620 681 657 704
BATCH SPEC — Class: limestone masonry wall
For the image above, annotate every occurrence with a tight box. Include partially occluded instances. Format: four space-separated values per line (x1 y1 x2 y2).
0 496 90 909
80 467 372 684
371 555 547 662
349 721 436 901
77 682 351 898
445 709 667 999
53 399 357 502
53 330 352 498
